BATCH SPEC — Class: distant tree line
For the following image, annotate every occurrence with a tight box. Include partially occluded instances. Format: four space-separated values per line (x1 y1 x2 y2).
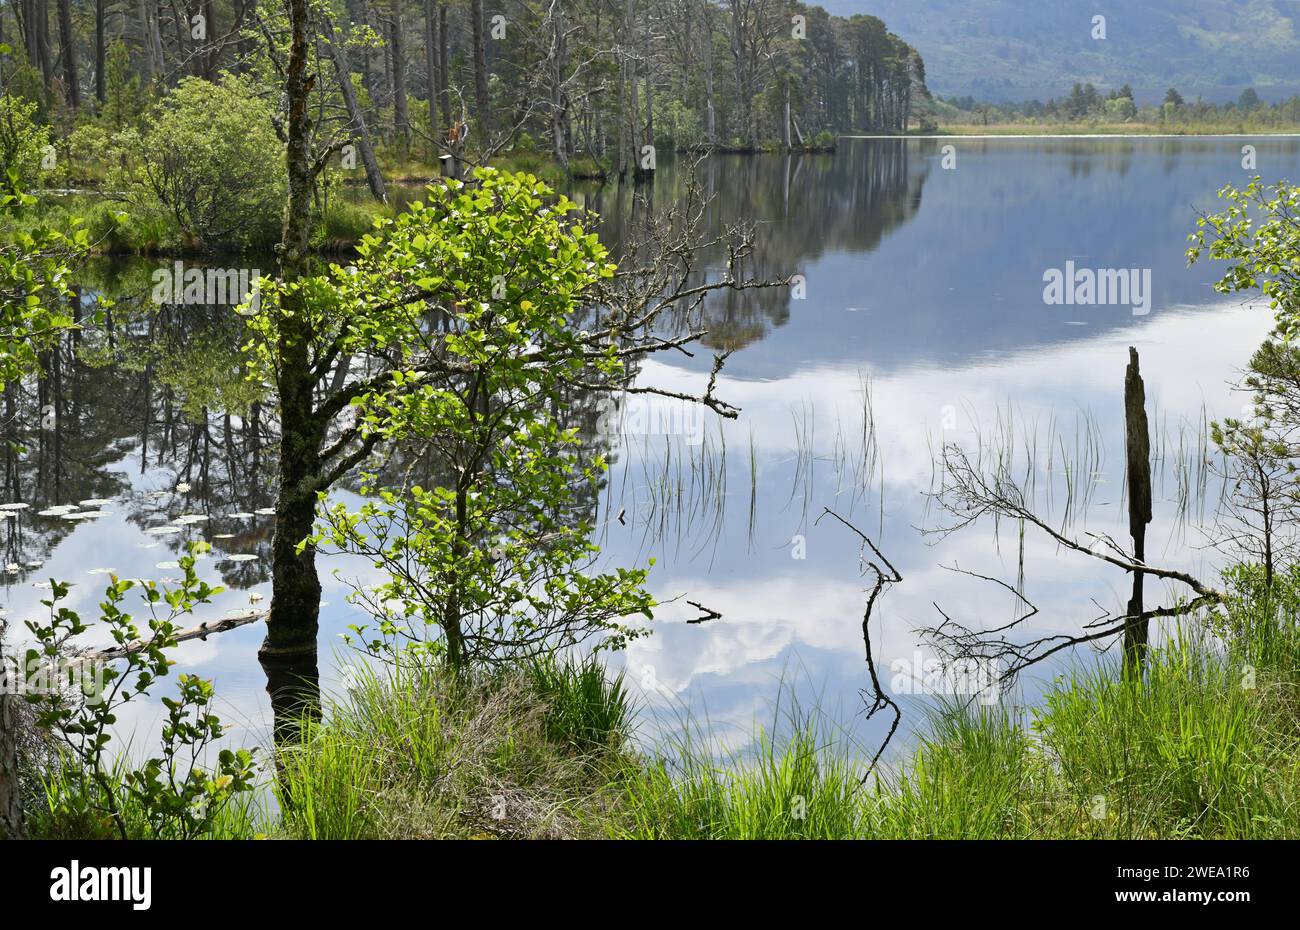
939 81 1300 129
0 0 928 178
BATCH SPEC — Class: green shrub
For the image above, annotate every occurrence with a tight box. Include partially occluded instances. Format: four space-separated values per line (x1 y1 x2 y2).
110 74 284 250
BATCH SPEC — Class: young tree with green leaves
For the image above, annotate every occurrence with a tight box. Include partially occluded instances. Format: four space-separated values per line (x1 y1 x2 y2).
0 174 100 839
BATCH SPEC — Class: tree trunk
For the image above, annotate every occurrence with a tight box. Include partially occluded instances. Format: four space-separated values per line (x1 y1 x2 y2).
323 13 387 203
264 0 323 666
437 4 450 130
56 0 79 107
548 4 569 171
94 0 106 103
202 0 217 77
0 633 23 839
424 0 440 156
783 79 792 150
703 14 715 143
470 0 490 129
389 1 409 157
1123 346 1153 680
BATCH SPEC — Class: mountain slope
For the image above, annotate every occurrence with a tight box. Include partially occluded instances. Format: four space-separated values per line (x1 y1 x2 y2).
822 0 1300 103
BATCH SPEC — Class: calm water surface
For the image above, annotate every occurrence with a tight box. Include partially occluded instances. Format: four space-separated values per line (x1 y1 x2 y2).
7 137 1292 762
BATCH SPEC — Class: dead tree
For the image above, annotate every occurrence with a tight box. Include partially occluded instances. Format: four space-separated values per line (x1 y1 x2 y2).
1123 346 1153 678
923 349 1224 685
321 12 388 203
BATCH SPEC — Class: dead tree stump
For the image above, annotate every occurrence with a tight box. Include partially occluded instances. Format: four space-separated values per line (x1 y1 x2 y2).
1123 346 1153 679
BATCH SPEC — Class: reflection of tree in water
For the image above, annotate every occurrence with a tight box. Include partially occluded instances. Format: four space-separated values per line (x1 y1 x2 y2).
1 263 280 592
573 142 934 352
0 287 139 584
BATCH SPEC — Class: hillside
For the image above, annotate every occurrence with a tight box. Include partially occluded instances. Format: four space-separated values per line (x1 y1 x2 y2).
823 0 1300 103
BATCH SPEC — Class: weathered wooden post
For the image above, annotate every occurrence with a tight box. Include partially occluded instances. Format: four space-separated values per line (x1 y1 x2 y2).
0 629 24 839
1123 346 1153 679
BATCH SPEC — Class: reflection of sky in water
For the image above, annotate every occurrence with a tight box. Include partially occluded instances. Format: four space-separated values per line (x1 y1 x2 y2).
3 137 1293 769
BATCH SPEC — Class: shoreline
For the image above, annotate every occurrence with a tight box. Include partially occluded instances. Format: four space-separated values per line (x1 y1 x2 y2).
845 132 1300 140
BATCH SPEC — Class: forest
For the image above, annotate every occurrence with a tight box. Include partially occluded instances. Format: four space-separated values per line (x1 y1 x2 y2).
0 0 927 195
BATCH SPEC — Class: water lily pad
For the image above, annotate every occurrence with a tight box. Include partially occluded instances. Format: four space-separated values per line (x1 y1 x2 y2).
254 508 276 515
145 526 183 536
223 554 258 562
79 498 114 507
174 514 209 525
155 561 180 570
226 512 255 520
0 502 29 511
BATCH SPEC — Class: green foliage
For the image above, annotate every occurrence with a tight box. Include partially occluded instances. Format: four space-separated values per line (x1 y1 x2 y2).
101 39 146 131
659 100 703 150
253 169 654 668
0 187 99 384
58 123 111 184
23 543 256 840
3 64 49 123
1188 179 1300 338
0 95 51 193
110 74 284 250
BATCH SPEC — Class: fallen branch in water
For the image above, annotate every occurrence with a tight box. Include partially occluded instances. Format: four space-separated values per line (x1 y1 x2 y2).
816 508 902 784
65 609 268 669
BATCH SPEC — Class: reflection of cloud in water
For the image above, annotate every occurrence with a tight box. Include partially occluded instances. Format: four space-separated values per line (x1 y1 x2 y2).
605 300 1274 754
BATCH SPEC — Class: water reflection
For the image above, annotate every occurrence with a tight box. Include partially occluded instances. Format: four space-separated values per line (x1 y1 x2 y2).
6 137 1295 763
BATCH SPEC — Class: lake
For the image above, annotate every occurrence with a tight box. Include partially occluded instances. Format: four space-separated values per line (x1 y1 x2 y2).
6 136 1291 765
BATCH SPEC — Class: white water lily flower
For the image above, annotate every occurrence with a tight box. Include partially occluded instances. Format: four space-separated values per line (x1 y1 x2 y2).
175 482 191 493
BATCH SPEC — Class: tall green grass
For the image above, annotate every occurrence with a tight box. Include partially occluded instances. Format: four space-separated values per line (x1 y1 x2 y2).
27 565 1300 839
272 658 625 839
605 702 868 839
